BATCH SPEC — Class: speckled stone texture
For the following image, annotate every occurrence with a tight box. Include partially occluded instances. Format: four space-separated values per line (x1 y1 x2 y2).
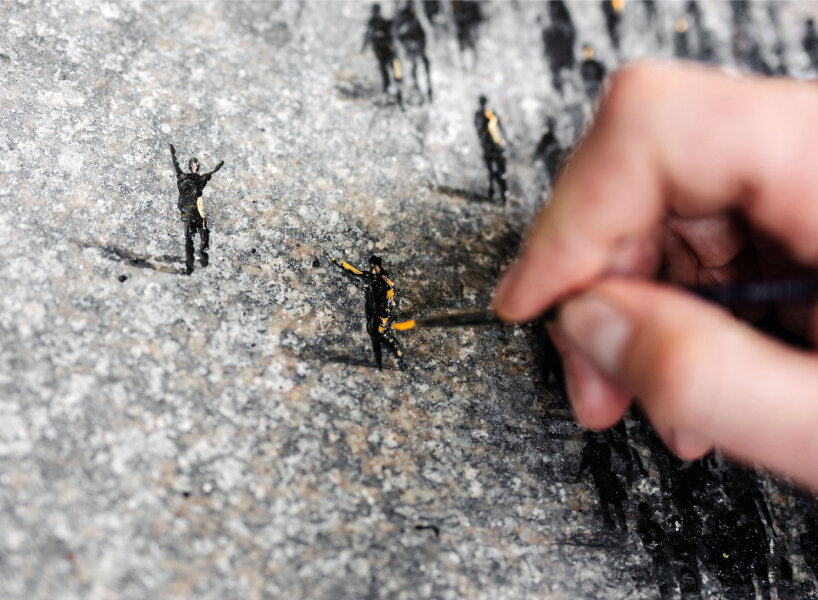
2 1 818 599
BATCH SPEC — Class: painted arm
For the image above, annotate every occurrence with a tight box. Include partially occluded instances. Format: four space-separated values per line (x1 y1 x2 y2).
202 160 224 184
169 144 182 177
383 275 396 307
497 117 509 145
331 257 367 279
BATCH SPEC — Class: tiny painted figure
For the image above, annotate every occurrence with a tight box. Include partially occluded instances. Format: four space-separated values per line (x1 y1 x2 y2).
542 0 576 93
395 2 433 102
805 18 818 72
452 0 483 64
602 0 624 51
169 144 223 275
474 95 508 203
534 117 563 184
363 3 403 107
580 44 606 101
332 255 406 371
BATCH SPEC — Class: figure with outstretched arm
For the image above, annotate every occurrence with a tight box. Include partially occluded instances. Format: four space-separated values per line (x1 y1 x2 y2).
331 255 406 371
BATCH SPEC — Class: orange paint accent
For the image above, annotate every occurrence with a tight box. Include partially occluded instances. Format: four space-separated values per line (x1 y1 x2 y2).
341 261 363 275
392 320 416 331
486 110 504 147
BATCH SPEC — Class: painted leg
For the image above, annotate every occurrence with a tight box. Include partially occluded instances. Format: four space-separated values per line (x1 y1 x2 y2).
184 222 195 275
484 157 495 201
370 333 383 370
382 330 407 371
378 59 390 93
422 53 432 101
494 155 508 203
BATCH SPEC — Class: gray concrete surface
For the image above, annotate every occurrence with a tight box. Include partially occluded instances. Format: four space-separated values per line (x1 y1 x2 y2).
2 1 818 598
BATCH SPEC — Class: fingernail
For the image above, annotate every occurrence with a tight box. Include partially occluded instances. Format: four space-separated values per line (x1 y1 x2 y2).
559 293 632 376
671 429 712 460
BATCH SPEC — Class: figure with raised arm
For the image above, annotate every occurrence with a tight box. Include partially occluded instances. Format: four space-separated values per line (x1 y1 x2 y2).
332 255 406 371
169 144 223 275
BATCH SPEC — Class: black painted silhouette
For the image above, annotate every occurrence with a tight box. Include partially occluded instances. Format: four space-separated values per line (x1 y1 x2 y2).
666 513 703 599
674 18 691 59
579 44 606 101
452 0 482 59
686 1 717 63
363 3 403 107
730 1 772 75
169 144 223 275
542 1 576 93
636 502 673 600
395 3 433 102
534 117 563 185
578 433 627 531
601 0 623 51
331 255 406 371
804 18 818 72
474 95 508 203
606 421 646 487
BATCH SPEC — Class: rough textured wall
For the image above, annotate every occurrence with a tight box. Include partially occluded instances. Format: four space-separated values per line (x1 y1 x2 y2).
1 1 818 599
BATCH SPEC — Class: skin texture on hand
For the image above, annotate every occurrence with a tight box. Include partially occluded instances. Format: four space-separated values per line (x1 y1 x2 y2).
492 61 818 490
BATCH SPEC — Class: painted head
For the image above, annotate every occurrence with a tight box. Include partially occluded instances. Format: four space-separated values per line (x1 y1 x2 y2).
372 3 381 16
583 44 594 60
369 255 383 274
188 158 200 173
478 95 487 108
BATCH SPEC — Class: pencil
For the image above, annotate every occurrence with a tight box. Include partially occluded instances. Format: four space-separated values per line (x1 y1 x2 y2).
392 278 818 331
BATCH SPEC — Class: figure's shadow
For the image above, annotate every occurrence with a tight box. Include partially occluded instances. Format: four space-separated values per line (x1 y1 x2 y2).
432 184 497 205
86 243 187 275
297 343 403 372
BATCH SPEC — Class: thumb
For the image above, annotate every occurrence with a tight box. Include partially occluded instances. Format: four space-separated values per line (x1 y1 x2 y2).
558 278 818 489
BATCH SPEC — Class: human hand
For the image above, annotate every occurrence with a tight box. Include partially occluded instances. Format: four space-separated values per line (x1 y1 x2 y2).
492 62 818 489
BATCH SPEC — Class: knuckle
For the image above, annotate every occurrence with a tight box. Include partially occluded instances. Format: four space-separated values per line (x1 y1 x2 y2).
599 62 662 125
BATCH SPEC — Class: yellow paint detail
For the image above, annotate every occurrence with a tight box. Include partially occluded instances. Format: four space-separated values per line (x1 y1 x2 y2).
381 317 388 325
386 288 394 301
392 319 416 331
611 0 625 13
341 261 364 275
583 45 594 61
397 350 402 356
486 110 504 147
393 58 402 80
197 197 205 218
378 326 384 333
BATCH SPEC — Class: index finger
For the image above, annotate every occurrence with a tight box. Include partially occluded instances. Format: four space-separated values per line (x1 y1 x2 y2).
493 62 818 321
